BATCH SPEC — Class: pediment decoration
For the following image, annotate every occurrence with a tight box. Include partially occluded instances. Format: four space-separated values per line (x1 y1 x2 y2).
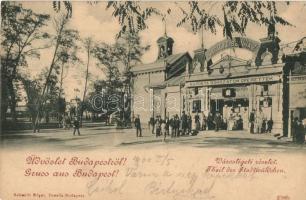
210 55 249 70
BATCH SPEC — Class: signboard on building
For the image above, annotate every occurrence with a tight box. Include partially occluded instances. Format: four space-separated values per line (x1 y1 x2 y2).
206 37 260 59
211 87 248 99
223 88 236 98
186 74 281 87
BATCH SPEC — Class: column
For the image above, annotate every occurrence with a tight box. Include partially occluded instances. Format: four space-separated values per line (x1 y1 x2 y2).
149 88 154 117
200 87 205 112
206 87 211 115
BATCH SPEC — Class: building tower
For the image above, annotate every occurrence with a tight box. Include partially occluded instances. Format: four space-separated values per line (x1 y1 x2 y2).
157 18 174 59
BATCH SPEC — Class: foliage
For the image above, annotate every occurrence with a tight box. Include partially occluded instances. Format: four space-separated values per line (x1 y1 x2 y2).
104 1 294 39
52 1 72 18
55 29 80 65
115 32 150 72
106 1 161 38
50 1 295 40
1 2 50 122
177 1 222 34
20 76 42 123
32 14 80 130
90 32 150 122
176 1 293 38
54 22 81 97
38 67 61 116
52 1 100 18
1 2 50 78
92 43 122 90
20 66 62 124
43 14 80 100
91 31 150 96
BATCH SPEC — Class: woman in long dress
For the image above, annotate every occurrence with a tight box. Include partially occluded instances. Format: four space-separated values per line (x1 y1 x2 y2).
227 114 235 131
195 112 201 131
155 116 162 137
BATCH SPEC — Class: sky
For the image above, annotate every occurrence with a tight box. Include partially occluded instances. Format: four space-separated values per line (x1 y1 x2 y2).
18 1 306 102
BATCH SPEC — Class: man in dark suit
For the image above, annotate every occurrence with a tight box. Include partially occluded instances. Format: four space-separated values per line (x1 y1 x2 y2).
149 116 155 134
249 109 255 133
181 111 187 135
296 120 305 144
214 112 222 132
170 115 176 137
134 115 142 137
73 116 81 136
207 112 214 130
292 117 299 142
175 114 180 137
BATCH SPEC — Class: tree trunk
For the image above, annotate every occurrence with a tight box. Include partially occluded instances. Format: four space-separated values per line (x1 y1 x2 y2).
7 79 17 123
80 42 91 127
33 17 66 133
1 76 9 124
58 63 64 126
59 63 64 99
30 110 36 129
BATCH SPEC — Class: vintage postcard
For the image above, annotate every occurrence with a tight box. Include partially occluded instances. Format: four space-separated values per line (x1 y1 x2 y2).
1 1 306 200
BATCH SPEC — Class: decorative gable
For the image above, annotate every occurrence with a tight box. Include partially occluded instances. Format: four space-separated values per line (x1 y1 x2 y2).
207 56 250 77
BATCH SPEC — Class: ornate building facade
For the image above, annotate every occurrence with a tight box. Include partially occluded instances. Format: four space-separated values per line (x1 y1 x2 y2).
131 31 306 137
186 35 285 134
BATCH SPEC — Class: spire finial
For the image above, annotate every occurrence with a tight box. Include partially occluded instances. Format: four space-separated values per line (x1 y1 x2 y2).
162 15 167 36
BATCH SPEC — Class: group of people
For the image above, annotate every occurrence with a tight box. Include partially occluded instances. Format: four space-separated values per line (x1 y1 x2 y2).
134 111 231 140
148 112 193 139
58 113 81 136
292 117 305 144
134 109 279 138
58 113 73 129
249 109 273 134
150 113 193 139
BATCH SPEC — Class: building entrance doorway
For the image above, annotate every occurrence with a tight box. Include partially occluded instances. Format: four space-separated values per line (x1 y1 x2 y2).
210 98 249 130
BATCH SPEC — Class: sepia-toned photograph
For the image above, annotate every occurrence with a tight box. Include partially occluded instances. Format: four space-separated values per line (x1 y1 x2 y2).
1 1 306 200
